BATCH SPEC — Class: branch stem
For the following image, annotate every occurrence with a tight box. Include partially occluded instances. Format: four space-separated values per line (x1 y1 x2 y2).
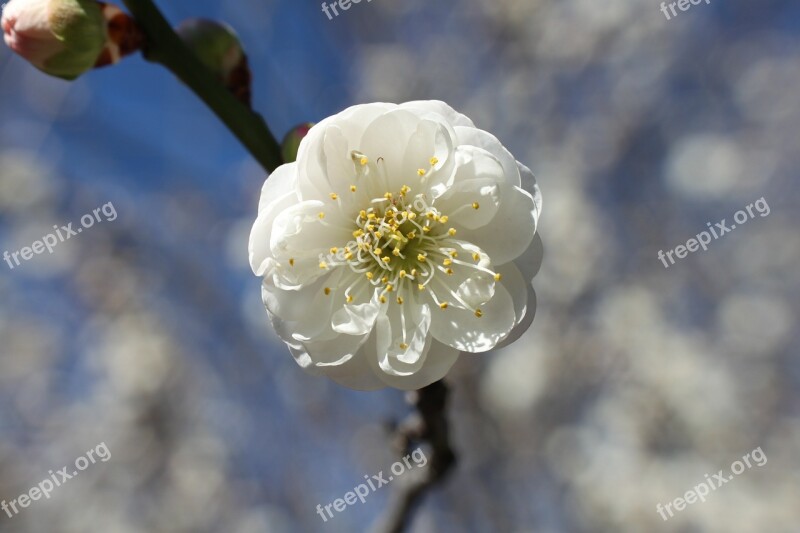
120 0 283 173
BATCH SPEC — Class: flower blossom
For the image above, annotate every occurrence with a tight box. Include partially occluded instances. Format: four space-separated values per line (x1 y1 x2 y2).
249 101 542 390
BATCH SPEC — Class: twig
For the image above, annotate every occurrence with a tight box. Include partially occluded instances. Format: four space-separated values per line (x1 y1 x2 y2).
120 0 283 173
372 380 457 533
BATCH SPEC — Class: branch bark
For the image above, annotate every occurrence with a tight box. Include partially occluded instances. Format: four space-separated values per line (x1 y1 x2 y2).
120 0 283 173
372 380 457 533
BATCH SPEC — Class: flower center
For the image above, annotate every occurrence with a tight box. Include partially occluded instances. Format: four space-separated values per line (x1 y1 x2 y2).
313 152 499 318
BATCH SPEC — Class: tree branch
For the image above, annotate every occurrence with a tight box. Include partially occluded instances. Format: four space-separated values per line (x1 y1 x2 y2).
120 0 283 173
372 380 457 533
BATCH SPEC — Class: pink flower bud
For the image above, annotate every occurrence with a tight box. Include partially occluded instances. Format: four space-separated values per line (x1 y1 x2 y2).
2 0 106 79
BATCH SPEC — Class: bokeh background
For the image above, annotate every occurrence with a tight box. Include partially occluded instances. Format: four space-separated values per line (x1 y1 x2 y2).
1 0 799 531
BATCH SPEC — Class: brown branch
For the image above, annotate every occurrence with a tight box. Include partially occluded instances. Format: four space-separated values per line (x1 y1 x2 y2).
372 380 457 533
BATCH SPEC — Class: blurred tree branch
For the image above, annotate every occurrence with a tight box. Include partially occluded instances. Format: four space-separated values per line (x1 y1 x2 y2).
120 0 283 173
372 380 457 533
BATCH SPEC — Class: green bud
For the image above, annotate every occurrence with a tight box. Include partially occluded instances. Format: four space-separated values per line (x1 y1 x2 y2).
2 0 106 80
281 123 315 164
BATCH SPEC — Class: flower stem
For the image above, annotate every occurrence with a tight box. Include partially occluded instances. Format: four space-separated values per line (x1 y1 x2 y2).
120 0 283 173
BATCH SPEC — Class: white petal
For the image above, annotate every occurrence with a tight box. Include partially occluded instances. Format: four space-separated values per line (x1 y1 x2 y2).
454 126 521 187
517 161 542 231
373 339 460 391
513 233 544 285
249 190 297 277
493 262 537 349
258 163 297 212
430 280 516 352
358 109 422 192
262 270 342 340
455 183 537 266
375 298 432 376
400 119 457 198
434 146 503 230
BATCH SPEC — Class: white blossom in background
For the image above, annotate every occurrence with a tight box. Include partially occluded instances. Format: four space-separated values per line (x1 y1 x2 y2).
249 101 542 390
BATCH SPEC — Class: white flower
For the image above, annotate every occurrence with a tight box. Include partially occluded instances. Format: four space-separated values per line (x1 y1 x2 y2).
249 101 542 390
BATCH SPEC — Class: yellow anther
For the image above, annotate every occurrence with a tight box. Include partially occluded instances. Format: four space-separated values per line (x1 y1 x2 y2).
330 193 339 200
494 273 502 281
367 213 377 219
472 252 480 261
360 157 368 166
318 212 325 219
289 258 295 267
375 231 383 239
382 256 391 263
353 229 364 238
426 212 435 220
381 276 389 283
472 202 480 209
392 248 401 256
366 272 374 280
367 224 375 231
400 185 411 195
439 215 449 223
345 251 354 260
350 185 357 192
346 294 354 303
440 302 449 310
399 342 409 349
324 287 331 295
330 247 338 254
417 168 426 176
417 254 427 262
319 261 328 269
360 210 367 219
385 284 394 292
448 228 457 236
475 309 483 318
411 269 418 276
396 296 404 305
380 295 387 304
408 212 417 220
449 250 458 258
399 270 407 278
418 284 426 291
384 192 393 200
446 268 454 275
443 259 453 266
422 226 431 233
374 247 382 256
430 156 439 166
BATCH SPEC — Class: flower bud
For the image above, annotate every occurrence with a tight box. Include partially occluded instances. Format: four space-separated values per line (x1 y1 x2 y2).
281 122 314 163
176 19 251 106
2 0 106 80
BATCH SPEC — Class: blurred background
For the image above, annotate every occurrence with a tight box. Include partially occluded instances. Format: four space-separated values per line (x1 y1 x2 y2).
1 0 799 531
